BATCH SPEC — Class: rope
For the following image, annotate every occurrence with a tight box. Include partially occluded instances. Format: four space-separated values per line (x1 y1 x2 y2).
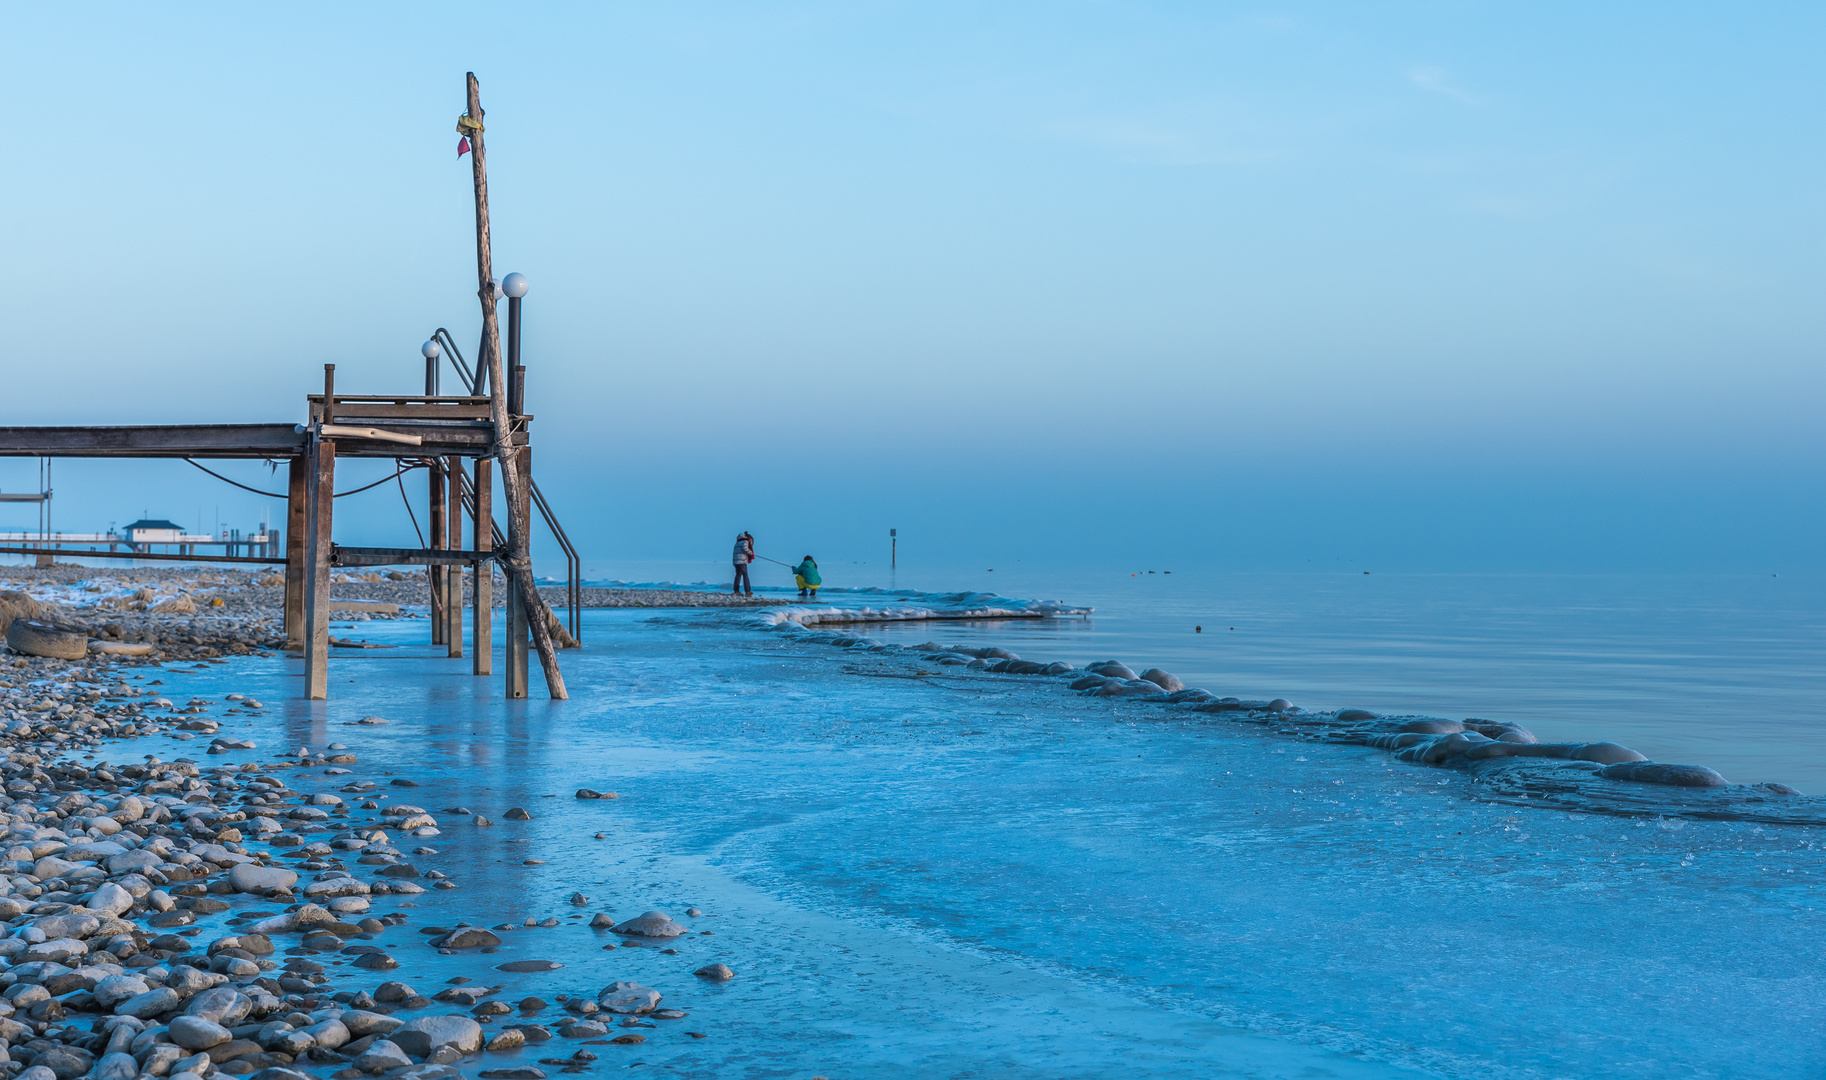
183 458 422 499
396 467 425 547
183 459 283 497
334 464 422 498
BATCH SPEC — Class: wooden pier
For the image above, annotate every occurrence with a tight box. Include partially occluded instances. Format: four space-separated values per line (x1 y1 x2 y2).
0 72 572 700
0 361 559 699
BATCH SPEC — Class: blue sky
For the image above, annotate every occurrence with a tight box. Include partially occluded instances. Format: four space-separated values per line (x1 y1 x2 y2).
2 3 1821 578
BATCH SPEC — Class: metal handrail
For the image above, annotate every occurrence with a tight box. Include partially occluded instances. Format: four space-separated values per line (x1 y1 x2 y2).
529 478 582 641
453 469 581 642
429 328 483 395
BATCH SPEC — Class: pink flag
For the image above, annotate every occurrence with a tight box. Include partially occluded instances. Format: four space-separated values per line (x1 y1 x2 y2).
457 136 471 158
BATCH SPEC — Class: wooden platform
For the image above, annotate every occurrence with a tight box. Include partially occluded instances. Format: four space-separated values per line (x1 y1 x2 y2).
0 368 541 700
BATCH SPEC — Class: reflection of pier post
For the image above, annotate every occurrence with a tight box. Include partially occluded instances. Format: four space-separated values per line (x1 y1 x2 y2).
504 447 530 698
303 365 337 700
473 459 493 675
445 453 463 657
284 458 306 647
429 459 446 645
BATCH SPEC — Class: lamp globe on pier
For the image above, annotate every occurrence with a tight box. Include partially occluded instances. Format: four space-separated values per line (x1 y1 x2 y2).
421 339 442 396
502 272 529 415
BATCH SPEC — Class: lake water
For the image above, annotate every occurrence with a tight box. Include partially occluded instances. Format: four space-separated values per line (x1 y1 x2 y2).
594 564 1826 793
30 561 1826 1076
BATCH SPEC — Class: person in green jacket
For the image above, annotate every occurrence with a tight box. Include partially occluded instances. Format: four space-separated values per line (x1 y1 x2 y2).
793 556 822 599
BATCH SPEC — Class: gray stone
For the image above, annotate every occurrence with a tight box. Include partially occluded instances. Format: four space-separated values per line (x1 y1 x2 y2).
693 963 734 980
169 1015 232 1050
15 1067 56 1080
391 1014 484 1057
352 1039 412 1073
303 1018 350 1050
184 987 252 1025
429 927 500 949
92 1052 137 1080
227 863 298 894
373 981 417 1003
1138 668 1185 692
596 982 661 1015
610 911 686 938
105 849 161 874
21 938 88 964
340 1009 404 1037
87 882 134 917
31 1047 92 1080
115 986 182 1018
93 974 150 1009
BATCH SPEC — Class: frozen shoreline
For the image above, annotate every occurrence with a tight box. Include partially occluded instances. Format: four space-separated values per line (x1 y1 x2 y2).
0 576 1818 1077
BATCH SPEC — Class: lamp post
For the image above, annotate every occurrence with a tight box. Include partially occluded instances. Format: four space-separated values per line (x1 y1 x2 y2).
502 272 528 415
421 339 441 397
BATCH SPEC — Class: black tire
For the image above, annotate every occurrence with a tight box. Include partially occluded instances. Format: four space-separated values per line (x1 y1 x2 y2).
5 619 88 660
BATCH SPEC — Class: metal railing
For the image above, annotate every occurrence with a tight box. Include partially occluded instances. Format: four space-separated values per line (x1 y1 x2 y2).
454 468 581 642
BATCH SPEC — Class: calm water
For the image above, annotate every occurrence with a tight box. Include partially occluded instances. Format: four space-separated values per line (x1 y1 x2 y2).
599 564 1826 793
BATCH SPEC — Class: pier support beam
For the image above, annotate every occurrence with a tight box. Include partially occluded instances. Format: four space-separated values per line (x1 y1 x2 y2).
473 458 493 676
302 437 336 699
283 457 306 647
445 454 464 657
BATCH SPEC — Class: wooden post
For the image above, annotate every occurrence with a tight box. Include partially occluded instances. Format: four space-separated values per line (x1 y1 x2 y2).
463 71 568 699
472 458 492 676
428 459 446 645
303 366 337 699
445 454 464 657
283 457 307 647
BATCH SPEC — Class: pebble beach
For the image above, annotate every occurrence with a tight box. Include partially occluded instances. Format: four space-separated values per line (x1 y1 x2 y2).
0 566 790 1080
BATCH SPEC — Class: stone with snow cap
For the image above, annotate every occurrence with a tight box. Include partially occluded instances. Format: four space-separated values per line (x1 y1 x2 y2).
597 981 662 1014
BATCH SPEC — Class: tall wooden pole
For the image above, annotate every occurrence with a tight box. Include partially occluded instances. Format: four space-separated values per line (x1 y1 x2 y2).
463 71 567 698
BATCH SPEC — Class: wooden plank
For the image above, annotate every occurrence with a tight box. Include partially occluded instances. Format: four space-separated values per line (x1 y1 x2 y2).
337 405 496 421
0 424 304 458
283 458 307 646
473 458 493 677
303 437 336 700
332 546 496 566
446 453 464 658
310 395 492 405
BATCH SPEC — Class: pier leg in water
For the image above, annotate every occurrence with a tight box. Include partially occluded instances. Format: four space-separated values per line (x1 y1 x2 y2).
472 457 492 676
463 70 566 698
282 456 306 648
302 376 337 699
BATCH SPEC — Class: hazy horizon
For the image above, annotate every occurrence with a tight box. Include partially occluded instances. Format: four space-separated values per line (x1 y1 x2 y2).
4 2 1821 576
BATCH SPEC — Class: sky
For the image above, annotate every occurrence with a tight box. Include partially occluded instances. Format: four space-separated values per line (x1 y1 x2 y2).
1 2 1822 580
